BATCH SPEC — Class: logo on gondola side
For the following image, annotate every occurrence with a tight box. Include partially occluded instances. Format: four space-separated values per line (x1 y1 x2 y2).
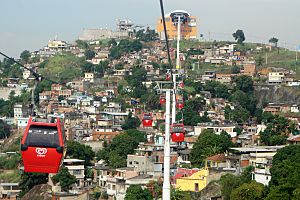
36 148 47 157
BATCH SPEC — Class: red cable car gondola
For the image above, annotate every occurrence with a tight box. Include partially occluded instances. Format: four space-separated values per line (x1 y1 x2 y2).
171 123 185 142
142 113 153 127
21 117 65 173
176 99 184 109
178 82 184 89
159 94 166 104
166 73 171 81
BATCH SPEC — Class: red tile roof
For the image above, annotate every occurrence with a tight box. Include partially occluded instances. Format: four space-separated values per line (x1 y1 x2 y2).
206 153 226 162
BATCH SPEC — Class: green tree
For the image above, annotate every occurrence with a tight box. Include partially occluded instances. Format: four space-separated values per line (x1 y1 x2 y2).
231 65 240 74
269 37 279 55
125 185 153 200
265 145 300 199
228 106 251 124
269 37 279 47
132 84 147 98
136 28 158 42
147 180 163 199
269 37 280 54
233 30 246 44
204 81 230 99
20 50 31 63
230 181 264 200
171 187 191 200
141 92 160 110
180 97 207 126
122 112 141 130
95 60 109 75
230 90 257 115
80 61 94 73
234 75 254 93
260 114 296 145
125 66 147 86
190 129 233 166
0 119 11 139
125 66 148 98
97 129 147 168
220 166 255 200
108 151 127 169
75 40 89 49
84 49 96 60
52 166 77 191
66 141 95 166
109 46 123 59
19 172 48 197
108 38 117 47
118 39 132 52
220 174 243 200
256 55 264 67
131 40 143 52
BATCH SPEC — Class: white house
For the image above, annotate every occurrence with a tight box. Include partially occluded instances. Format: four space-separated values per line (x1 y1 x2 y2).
0 183 21 199
252 168 271 186
268 72 285 84
23 70 31 80
287 81 300 87
291 105 300 113
64 159 85 188
194 123 237 138
84 73 94 83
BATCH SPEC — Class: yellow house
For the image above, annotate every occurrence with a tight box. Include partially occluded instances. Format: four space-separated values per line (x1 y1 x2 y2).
176 169 209 192
156 10 198 40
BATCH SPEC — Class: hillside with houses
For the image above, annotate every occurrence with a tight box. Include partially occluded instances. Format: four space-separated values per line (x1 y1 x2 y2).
0 25 300 200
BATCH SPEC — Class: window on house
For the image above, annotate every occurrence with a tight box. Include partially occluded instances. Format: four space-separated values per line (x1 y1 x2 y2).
129 161 133 165
73 169 81 175
112 185 116 190
108 184 111 189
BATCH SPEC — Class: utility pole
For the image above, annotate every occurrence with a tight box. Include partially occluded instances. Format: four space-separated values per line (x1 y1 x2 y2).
266 52 268 65
176 16 181 69
172 74 176 124
162 89 171 200
296 47 298 61
162 11 186 200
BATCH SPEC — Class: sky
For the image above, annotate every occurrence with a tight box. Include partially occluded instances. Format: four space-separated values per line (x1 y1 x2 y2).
1 0 300 58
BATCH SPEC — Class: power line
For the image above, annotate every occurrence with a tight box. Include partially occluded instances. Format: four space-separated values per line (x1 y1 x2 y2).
159 0 173 69
0 51 57 84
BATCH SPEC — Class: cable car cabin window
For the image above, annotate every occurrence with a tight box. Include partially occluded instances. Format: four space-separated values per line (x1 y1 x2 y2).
25 125 60 148
172 126 184 133
143 115 152 120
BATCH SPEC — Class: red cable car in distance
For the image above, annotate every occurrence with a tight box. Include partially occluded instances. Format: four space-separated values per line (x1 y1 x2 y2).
142 113 153 127
159 94 166 105
178 81 184 89
166 73 171 81
21 117 65 173
176 98 184 109
171 123 185 142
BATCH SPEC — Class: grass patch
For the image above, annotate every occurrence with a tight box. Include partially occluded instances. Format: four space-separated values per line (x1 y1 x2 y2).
0 154 22 170
0 170 21 182
252 49 300 78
